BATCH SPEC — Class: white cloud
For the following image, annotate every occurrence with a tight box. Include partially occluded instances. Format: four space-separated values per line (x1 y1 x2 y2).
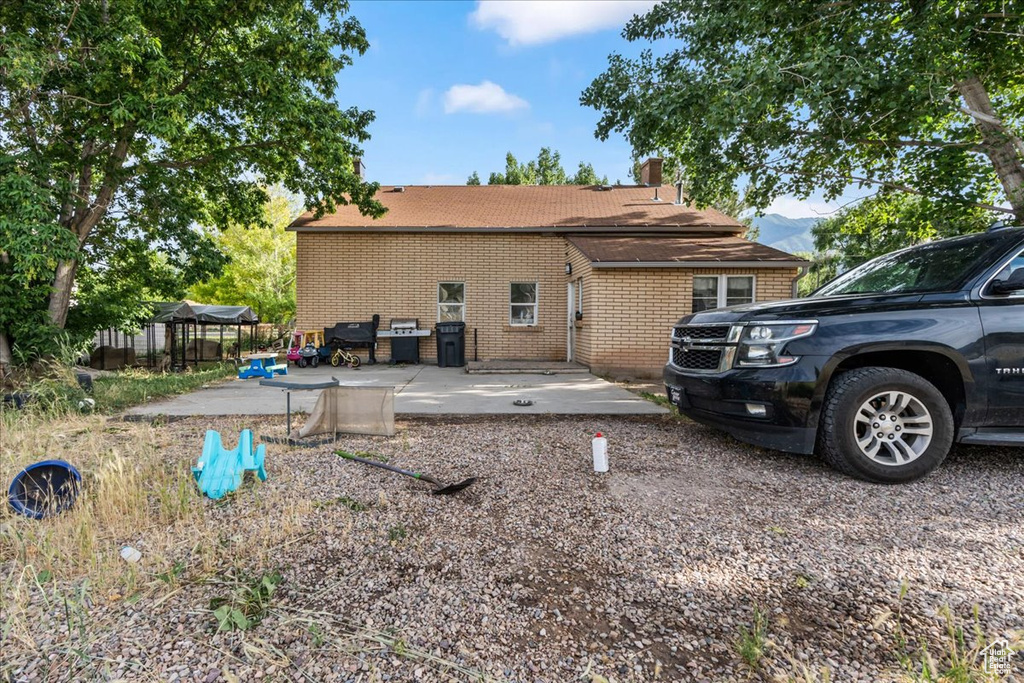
470 0 659 46
443 81 529 114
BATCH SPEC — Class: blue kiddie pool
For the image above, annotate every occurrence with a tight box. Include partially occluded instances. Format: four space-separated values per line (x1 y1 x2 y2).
8 460 82 519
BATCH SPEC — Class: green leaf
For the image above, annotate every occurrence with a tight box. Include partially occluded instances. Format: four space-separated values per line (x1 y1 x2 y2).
581 1 1024 223
230 609 249 630
0 0 384 355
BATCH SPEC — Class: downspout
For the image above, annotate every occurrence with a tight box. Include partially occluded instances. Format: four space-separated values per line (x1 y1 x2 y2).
791 266 809 298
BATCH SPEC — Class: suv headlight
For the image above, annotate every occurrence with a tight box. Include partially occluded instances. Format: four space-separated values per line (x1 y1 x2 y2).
735 322 817 367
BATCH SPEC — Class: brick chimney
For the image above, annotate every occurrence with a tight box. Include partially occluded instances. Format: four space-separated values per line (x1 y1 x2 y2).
640 157 663 186
353 157 365 178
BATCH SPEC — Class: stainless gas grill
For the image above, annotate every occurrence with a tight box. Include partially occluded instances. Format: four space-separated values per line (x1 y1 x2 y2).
376 318 431 363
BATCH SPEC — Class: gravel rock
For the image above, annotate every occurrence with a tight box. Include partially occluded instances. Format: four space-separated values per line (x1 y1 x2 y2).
4 413 1022 682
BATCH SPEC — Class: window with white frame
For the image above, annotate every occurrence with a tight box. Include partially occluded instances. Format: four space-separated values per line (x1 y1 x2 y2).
438 282 465 322
510 282 538 325
692 275 755 312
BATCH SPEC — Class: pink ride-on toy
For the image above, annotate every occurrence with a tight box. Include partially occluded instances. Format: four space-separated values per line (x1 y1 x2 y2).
286 330 304 365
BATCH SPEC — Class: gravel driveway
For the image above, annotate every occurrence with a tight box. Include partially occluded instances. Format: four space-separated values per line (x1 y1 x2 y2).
7 414 1022 682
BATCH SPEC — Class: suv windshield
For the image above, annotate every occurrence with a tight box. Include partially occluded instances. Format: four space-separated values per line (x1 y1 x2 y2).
816 235 1012 297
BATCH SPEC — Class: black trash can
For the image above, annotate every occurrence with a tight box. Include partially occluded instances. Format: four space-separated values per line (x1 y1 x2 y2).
435 322 466 368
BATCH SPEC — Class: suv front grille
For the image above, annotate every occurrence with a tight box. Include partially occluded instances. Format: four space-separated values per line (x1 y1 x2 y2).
673 325 730 341
672 346 723 370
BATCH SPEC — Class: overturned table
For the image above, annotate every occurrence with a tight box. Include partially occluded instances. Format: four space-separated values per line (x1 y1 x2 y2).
259 377 396 440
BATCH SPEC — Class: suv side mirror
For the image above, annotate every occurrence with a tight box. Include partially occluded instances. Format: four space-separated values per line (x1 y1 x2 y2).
990 268 1024 296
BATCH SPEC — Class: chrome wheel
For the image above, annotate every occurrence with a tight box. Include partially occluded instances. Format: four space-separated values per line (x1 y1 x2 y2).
853 391 933 466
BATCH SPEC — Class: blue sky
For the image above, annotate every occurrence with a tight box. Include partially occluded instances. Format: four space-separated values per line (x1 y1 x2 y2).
335 1 853 218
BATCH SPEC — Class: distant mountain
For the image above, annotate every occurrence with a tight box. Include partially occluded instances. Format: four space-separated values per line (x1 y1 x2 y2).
751 214 820 254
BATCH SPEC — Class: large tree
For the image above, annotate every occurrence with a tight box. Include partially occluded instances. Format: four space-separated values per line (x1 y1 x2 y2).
0 0 383 366
476 148 609 185
812 192 998 270
569 162 605 186
190 190 298 325
486 152 538 186
582 1 1024 222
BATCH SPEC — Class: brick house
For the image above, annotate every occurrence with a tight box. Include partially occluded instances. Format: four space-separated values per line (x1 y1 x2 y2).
290 159 806 377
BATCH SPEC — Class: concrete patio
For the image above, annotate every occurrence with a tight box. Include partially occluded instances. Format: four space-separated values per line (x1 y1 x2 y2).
127 363 668 416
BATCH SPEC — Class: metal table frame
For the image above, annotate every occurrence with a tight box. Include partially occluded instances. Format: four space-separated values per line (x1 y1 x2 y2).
259 377 341 439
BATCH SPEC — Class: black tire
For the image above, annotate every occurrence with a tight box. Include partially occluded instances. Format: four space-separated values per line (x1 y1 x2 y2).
297 357 307 368
349 355 361 369
310 355 319 368
331 352 340 367
818 367 954 484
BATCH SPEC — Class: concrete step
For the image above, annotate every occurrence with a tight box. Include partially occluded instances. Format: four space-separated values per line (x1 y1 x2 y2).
465 360 590 375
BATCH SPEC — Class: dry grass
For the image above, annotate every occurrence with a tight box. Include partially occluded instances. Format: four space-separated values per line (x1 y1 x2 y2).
0 410 317 677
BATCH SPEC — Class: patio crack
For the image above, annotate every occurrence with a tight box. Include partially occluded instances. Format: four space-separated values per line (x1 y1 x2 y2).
395 365 425 395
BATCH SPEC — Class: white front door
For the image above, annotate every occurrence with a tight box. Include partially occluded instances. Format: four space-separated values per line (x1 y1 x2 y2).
567 282 575 362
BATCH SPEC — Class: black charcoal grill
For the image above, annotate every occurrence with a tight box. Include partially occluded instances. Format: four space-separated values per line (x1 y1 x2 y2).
324 315 379 364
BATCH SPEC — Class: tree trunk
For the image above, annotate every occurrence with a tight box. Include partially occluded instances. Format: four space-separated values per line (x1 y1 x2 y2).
956 74 1024 223
45 128 135 329
48 258 79 328
0 249 11 374
0 330 11 377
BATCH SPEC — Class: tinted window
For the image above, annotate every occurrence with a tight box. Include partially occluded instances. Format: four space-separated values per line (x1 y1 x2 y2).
994 252 1024 282
817 235 1016 297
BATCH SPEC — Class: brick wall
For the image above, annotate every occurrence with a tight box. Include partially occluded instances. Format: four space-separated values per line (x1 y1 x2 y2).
297 233 800 374
296 232 567 362
580 262 801 379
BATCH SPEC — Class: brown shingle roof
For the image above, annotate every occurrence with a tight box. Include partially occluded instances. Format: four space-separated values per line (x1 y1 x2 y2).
289 184 746 232
568 236 807 266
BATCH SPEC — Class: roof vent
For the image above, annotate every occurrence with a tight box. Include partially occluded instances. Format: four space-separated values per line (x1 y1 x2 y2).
596 185 614 191
652 187 661 202
393 186 405 193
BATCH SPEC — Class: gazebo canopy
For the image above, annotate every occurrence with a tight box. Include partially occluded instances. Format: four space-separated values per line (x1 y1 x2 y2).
148 301 197 324
147 302 258 325
192 304 258 324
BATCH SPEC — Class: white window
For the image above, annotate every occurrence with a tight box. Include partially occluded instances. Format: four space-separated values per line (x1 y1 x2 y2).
438 282 465 322
692 275 755 312
510 282 538 326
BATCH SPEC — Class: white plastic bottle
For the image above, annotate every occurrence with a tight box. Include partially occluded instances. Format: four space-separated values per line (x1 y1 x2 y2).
592 432 608 473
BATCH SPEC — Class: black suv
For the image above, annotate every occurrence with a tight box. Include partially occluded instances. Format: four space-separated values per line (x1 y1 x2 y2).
664 228 1024 483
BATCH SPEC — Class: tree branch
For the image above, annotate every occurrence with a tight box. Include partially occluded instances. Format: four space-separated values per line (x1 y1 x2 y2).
836 173 1013 215
751 160 1016 216
72 127 135 244
792 129 987 153
70 139 96 228
18 99 40 153
144 140 288 170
